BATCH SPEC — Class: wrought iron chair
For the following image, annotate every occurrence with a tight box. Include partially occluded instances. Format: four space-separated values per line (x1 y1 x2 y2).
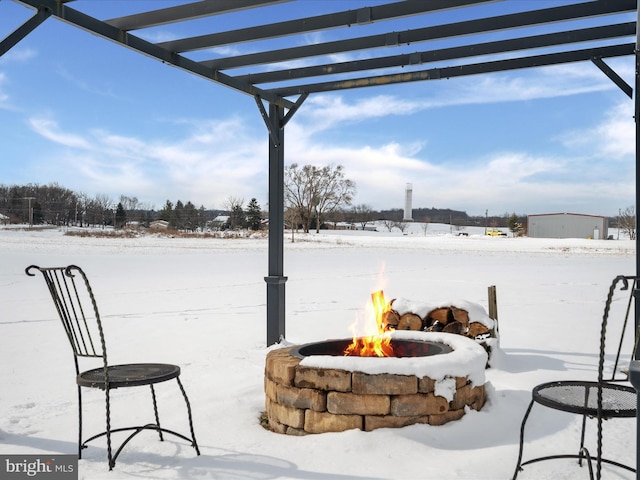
26 265 200 470
513 275 638 480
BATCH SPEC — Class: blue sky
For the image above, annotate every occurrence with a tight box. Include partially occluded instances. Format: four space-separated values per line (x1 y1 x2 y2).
0 1 636 217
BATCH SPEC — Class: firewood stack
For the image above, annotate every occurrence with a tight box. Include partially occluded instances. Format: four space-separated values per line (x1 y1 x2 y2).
382 303 494 341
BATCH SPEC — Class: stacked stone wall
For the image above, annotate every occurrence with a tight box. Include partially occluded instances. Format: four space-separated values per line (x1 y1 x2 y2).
265 346 485 435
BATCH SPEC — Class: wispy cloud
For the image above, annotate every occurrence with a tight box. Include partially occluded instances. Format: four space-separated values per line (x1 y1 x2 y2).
0 46 37 65
557 99 634 160
291 60 632 139
26 113 267 208
22 60 635 215
286 81 634 215
56 66 122 99
0 73 9 109
135 30 180 44
29 116 93 149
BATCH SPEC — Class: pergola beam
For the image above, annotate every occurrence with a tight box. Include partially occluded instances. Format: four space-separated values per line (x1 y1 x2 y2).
105 0 292 31
270 43 634 97
201 0 636 71
13 0 294 109
239 22 635 86
159 0 498 53
0 7 50 57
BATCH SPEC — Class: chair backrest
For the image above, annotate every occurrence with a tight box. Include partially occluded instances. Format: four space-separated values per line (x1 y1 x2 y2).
26 265 107 363
599 275 638 383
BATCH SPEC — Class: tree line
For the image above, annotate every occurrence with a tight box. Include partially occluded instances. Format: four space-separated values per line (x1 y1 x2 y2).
0 177 633 236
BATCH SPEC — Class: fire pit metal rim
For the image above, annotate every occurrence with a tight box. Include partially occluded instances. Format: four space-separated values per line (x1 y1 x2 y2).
290 336 453 359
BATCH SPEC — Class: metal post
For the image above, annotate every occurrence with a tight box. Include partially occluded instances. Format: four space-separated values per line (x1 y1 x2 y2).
488 285 499 337
631 4 640 480
265 103 287 346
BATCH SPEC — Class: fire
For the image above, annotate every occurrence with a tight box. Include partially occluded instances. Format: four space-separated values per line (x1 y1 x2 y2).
344 290 394 357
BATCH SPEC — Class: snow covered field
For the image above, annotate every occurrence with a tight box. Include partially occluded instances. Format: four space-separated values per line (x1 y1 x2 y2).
0 224 637 479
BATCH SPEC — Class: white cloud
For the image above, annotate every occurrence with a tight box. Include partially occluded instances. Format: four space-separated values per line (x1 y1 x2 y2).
288 59 634 140
293 94 423 135
557 100 635 159
28 116 93 149
136 30 180 44
0 73 9 108
285 83 635 215
26 114 268 209
0 47 36 65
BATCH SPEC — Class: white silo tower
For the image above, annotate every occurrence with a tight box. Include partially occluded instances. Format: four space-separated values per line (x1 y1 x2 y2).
403 183 413 221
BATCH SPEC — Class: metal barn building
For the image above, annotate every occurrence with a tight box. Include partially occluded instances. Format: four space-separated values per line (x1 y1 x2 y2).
527 213 609 239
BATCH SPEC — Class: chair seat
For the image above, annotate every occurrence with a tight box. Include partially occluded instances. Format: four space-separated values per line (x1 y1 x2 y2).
533 380 636 418
78 363 181 389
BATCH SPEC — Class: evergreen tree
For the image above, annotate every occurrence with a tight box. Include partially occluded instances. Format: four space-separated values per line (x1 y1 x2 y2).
159 200 174 226
246 198 262 231
174 200 185 229
115 202 127 228
227 204 246 230
183 201 198 231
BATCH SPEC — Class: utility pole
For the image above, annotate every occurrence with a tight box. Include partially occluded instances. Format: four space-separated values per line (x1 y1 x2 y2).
20 197 35 227
485 209 488 235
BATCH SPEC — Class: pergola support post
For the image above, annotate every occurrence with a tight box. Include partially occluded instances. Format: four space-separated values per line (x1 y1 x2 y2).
255 94 307 346
631 4 640 480
262 101 287 346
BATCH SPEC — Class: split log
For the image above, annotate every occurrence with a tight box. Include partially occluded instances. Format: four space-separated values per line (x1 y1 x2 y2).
396 313 423 331
443 320 463 335
383 310 400 328
427 308 452 326
468 322 491 340
451 307 470 327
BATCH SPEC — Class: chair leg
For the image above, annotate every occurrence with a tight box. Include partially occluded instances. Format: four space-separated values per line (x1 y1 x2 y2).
176 377 200 455
150 385 164 441
105 389 114 470
578 413 588 466
512 398 535 480
77 385 83 459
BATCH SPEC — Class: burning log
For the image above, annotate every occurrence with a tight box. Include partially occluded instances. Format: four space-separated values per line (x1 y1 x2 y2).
382 309 400 329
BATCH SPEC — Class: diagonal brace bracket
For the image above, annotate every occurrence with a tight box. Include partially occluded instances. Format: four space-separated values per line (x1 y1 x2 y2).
591 56 633 99
254 93 308 146
0 7 52 58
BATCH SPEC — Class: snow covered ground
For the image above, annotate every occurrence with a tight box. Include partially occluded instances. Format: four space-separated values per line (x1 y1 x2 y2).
0 224 637 479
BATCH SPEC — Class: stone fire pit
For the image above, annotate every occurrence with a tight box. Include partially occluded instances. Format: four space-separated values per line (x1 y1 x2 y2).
264 330 488 435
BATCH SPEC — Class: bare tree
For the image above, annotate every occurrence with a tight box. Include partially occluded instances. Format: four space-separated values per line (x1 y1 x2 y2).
284 163 356 233
352 204 375 230
421 215 431 236
119 195 141 224
284 206 303 242
395 221 408 233
88 193 113 228
284 164 316 233
619 205 636 240
381 219 395 232
224 196 245 230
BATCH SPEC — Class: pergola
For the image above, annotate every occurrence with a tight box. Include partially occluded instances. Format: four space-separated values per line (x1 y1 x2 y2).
2 0 640 476
1 0 638 345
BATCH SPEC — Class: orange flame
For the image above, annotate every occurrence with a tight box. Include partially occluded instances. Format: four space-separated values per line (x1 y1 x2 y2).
344 290 394 357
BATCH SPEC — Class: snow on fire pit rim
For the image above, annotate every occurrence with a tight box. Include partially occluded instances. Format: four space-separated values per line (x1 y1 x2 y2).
297 330 487 388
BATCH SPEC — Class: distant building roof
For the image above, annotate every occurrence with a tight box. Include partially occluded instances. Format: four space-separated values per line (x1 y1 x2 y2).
150 220 169 229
